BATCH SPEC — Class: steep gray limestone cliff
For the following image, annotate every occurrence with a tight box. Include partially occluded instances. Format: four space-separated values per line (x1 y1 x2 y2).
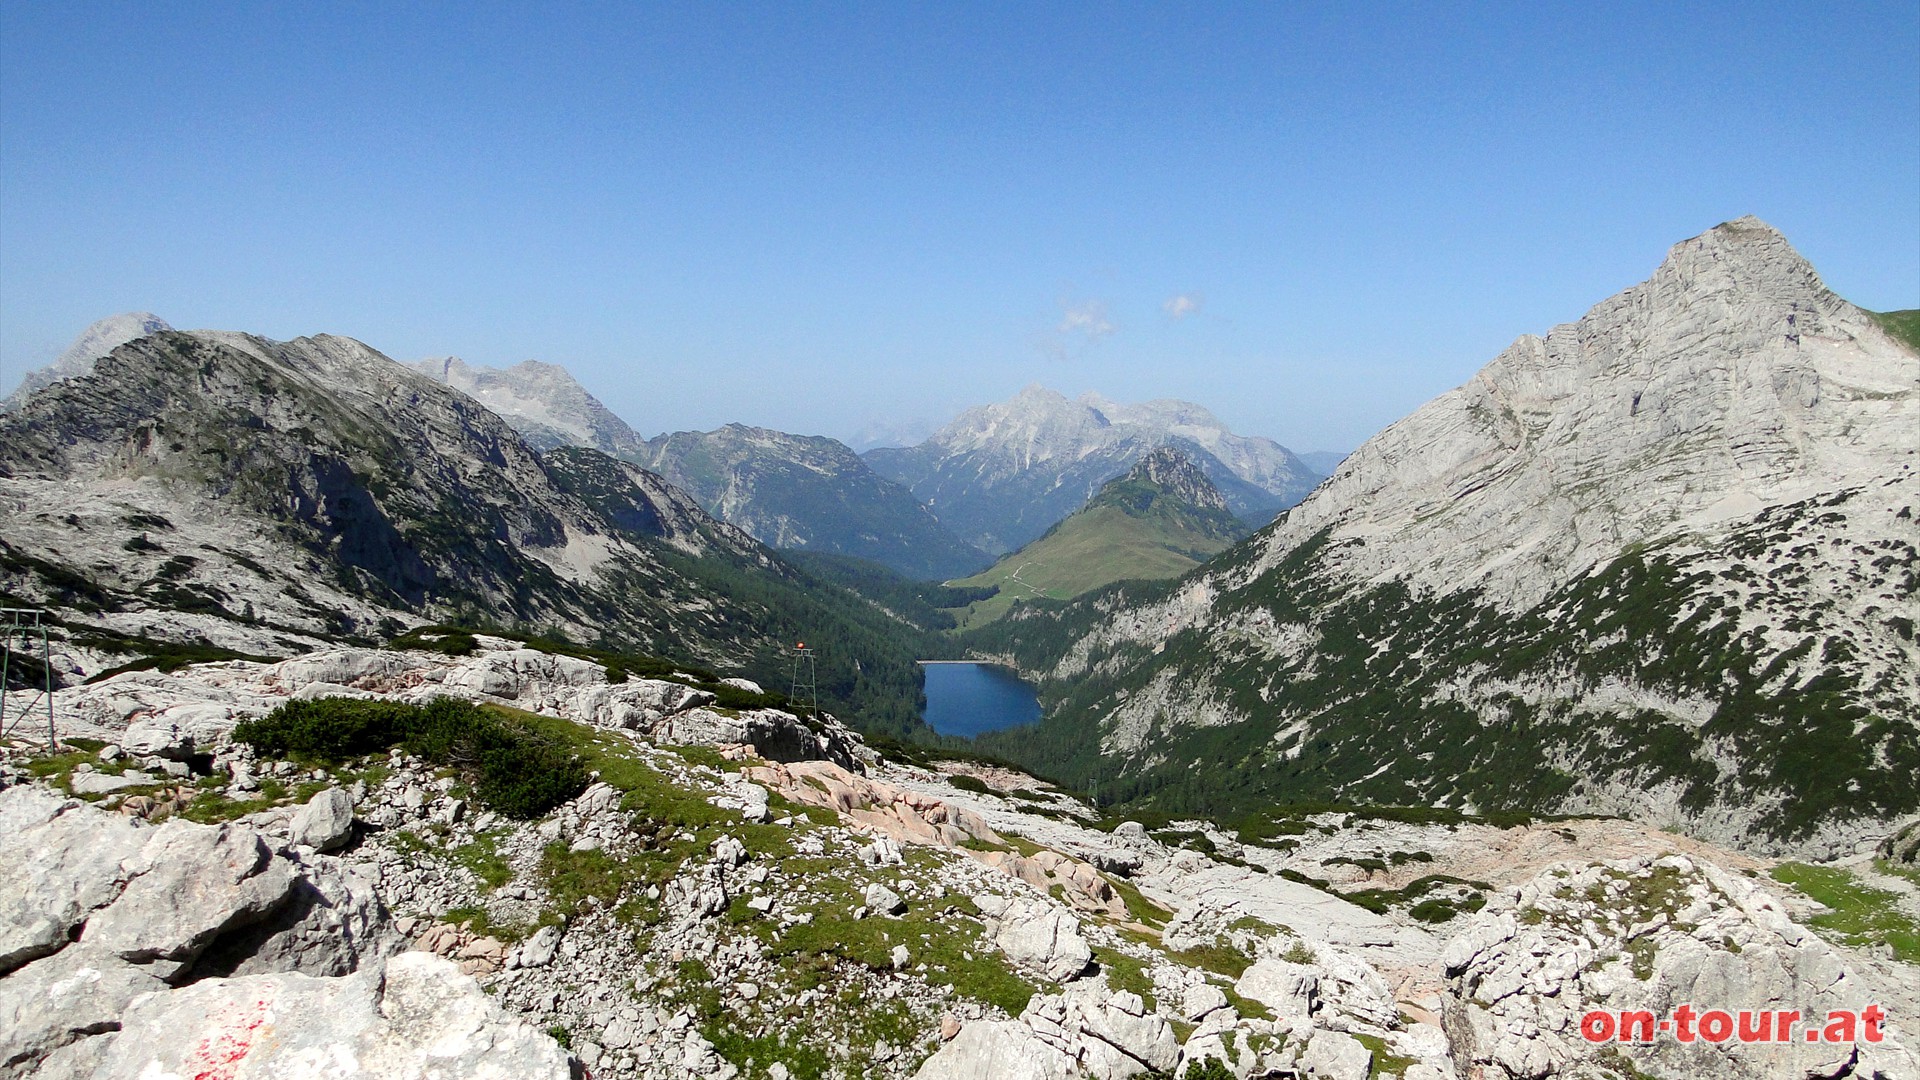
0 330 757 644
1245 216 1917 608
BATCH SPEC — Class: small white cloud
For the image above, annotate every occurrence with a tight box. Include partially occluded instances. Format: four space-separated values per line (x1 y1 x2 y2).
1057 300 1115 342
1163 293 1203 319
1037 298 1117 361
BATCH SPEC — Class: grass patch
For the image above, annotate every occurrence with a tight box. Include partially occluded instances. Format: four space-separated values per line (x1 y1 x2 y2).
387 626 479 655
1109 877 1174 928
1871 309 1920 354
1352 1032 1419 1078
1093 947 1157 1011
442 903 533 943
1770 862 1920 962
1342 874 1490 918
452 832 513 890
772 903 1040 1016
1167 938 1255 980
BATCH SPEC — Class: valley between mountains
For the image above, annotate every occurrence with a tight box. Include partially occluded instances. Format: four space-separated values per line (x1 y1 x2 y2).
1 217 1917 1080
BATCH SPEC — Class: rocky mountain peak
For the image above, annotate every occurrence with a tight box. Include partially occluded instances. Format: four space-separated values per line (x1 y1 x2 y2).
410 355 646 457
1120 446 1229 513
3 311 173 411
1255 217 1917 608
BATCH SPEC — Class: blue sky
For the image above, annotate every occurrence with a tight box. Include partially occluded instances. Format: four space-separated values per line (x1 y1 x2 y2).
2 4 1915 453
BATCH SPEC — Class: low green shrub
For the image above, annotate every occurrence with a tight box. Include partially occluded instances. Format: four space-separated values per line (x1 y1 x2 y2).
231 696 587 819
1183 1058 1235 1080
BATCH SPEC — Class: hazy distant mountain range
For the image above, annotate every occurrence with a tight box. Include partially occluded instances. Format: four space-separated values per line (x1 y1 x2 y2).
625 424 989 581
408 359 982 578
407 356 1320 576
864 387 1322 554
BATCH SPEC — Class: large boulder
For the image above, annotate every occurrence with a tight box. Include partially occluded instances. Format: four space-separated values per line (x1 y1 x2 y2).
187 851 396 980
271 648 422 691
0 945 163 1075
976 895 1093 982
290 786 356 851
119 716 196 758
0 789 414 1077
0 788 147 974
79 819 298 980
912 1019 1073 1080
563 678 714 729
1022 985 1180 1077
1232 958 1319 1023
1301 1029 1372 1080
88 952 572 1079
439 648 607 699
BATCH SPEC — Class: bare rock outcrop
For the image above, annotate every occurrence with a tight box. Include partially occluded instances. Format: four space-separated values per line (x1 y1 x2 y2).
0 786 567 1079
90 952 571 1080
1442 854 1917 1079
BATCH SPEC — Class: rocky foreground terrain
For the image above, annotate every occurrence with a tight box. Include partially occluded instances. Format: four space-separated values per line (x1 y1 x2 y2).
3 635 1915 1079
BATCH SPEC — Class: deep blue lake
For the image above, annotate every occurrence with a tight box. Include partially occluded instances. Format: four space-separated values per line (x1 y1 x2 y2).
920 662 1042 737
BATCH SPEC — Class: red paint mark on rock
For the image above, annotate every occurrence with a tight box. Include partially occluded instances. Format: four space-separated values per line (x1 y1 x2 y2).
186 997 272 1080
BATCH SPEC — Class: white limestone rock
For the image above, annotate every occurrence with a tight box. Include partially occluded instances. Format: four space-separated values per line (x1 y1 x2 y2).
1301 1029 1372 1080
1233 958 1319 1022
0 945 164 1073
1444 856 1920 1080
89 952 572 1079
78 819 299 980
0 788 147 974
976 895 1093 982
911 1019 1074 1080
289 785 356 851
865 882 906 916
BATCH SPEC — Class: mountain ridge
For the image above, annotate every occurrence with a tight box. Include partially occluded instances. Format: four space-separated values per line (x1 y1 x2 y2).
629 423 989 581
2 311 172 411
865 386 1319 554
411 355 650 459
966 217 1920 858
0 329 944 738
